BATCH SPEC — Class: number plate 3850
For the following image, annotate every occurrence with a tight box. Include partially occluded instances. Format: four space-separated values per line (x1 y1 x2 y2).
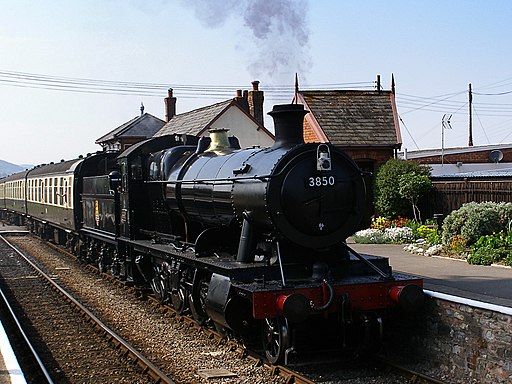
306 175 336 188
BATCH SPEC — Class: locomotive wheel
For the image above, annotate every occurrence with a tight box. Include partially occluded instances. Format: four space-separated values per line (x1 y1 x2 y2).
189 275 210 325
262 317 290 364
170 284 187 314
150 275 168 304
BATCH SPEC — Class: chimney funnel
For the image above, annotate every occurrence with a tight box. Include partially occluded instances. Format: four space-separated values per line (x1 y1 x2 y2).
268 104 308 148
234 89 249 113
248 80 264 126
164 88 177 122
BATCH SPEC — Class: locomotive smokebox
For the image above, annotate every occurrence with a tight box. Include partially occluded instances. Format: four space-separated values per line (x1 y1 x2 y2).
268 104 309 147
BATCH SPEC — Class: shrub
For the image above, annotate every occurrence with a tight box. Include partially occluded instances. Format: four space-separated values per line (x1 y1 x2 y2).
442 202 512 246
398 173 432 222
467 246 499 265
416 225 435 239
374 159 431 218
468 230 512 266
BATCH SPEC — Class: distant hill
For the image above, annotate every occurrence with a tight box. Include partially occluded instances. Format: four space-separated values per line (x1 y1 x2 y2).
0 160 30 178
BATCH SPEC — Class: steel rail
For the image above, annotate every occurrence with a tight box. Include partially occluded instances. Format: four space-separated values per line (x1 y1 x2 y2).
377 356 446 384
0 235 176 384
0 287 54 383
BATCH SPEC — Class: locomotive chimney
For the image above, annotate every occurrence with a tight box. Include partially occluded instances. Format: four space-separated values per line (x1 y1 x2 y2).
164 88 177 122
268 104 309 147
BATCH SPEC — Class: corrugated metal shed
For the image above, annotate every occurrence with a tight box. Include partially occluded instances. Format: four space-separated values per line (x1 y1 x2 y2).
433 170 512 179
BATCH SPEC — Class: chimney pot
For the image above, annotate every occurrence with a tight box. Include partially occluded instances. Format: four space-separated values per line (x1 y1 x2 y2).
236 89 242 97
164 88 177 122
248 81 264 126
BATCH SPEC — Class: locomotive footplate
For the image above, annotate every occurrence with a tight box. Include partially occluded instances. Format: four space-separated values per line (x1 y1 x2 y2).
232 273 424 320
125 238 283 280
124 239 396 282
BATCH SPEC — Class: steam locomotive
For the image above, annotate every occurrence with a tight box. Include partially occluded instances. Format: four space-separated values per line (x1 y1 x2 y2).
0 104 423 363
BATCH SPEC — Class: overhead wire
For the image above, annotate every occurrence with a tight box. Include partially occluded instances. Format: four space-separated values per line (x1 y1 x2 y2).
398 115 420 150
3 68 512 148
0 69 375 99
472 106 490 144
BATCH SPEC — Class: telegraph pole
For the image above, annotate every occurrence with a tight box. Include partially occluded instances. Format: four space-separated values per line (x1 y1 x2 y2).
468 83 473 146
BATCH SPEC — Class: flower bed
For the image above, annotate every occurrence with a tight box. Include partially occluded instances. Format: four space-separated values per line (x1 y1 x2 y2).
352 226 413 244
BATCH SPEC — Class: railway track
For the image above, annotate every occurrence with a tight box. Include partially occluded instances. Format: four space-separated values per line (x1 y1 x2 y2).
0 234 175 384
0 286 53 383
2 232 446 383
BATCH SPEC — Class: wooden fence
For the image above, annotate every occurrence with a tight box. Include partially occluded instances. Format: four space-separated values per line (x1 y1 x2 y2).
420 178 512 218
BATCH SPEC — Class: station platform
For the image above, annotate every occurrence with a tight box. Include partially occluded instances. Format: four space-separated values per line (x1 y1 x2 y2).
0 318 26 384
350 243 512 309
0 225 28 235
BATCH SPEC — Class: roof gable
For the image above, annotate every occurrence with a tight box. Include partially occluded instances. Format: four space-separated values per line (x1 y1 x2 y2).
299 90 401 147
155 100 233 137
96 113 166 144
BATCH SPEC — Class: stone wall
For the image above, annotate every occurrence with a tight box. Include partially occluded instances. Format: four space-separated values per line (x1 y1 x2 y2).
386 295 512 383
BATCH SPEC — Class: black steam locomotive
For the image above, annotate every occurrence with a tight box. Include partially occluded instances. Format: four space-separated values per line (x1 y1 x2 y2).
0 104 423 363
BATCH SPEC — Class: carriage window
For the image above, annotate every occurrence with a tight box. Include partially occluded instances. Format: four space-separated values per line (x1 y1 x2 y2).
54 177 58 205
43 179 46 203
60 177 64 206
68 177 73 208
49 178 53 204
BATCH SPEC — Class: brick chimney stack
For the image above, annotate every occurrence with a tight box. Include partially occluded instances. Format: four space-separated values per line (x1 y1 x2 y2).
248 81 264 126
234 89 249 114
164 88 177 122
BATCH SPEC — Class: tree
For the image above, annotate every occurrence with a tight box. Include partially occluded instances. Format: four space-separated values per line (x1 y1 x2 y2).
374 158 431 218
398 173 432 222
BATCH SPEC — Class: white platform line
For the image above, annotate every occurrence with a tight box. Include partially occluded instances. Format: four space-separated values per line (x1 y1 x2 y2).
0 319 27 384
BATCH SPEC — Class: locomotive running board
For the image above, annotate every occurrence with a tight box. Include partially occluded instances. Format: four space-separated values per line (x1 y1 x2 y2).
341 243 394 281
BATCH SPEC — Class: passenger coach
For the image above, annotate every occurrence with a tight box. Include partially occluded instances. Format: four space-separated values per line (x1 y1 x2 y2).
0 153 118 244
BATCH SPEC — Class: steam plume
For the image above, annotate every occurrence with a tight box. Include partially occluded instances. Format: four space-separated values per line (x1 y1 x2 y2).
184 0 311 79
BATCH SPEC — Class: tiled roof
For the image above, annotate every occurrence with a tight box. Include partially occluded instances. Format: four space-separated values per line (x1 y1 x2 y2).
155 100 232 137
96 113 166 144
300 90 400 146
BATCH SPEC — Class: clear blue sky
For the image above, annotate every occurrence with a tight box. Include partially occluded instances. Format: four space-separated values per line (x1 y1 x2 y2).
1 0 512 165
